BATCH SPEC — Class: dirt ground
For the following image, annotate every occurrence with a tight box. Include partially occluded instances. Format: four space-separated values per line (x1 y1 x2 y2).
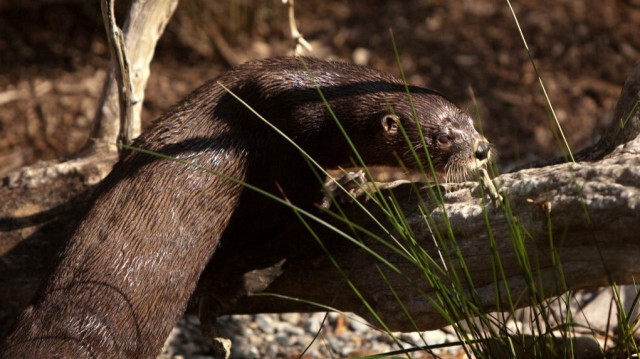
1 0 639 173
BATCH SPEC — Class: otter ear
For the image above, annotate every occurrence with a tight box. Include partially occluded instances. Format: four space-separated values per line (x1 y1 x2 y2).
381 114 399 135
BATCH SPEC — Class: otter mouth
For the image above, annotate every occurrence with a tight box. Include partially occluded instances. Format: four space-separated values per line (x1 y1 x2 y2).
328 136 492 185
440 161 483 183
439 138 492 183
471 153 491 171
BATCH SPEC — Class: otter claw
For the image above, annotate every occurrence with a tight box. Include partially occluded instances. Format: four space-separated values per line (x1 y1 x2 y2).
320 170 368 209
477 168 503 208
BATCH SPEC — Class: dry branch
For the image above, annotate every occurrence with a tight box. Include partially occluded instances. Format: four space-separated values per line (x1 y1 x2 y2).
198 145 640 331
192 63 640 332
3 0 178 191
89 0 179 155
284 0 312 55
101 0 136 146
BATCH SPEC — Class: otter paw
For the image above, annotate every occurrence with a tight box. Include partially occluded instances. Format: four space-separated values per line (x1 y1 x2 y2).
320 170 368 209
476 168 504 208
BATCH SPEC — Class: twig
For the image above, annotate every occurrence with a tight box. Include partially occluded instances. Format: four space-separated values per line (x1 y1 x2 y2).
478 167 503 208
0 89 29 106
1 0 178 188
101 0 136 147
283 0 312 55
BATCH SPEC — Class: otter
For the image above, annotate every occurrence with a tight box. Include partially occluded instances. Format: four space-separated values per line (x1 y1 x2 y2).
2 57 490 358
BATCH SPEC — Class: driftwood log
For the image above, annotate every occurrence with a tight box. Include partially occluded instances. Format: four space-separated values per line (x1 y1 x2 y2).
194 61 640 331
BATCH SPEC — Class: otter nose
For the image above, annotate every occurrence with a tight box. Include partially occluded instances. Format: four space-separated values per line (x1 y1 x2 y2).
475 140 490 160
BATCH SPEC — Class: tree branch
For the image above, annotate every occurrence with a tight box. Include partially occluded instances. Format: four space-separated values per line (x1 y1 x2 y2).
101 0 135 146
198 144 640 331
1 0 179 191
88 0 179 155
191 62 640 332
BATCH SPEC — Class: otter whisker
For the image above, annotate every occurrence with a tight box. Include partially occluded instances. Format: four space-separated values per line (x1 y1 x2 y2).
403 142 424 158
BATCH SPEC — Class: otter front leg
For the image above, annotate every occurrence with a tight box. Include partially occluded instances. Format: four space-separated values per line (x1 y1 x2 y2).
320 169 411 209
320 170 368 209
476 168 504 208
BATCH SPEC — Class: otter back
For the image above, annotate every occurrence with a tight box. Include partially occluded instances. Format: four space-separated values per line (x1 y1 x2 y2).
2 56 489 358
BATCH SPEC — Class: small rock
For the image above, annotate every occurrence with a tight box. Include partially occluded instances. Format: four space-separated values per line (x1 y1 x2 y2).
266 343 279 358
348 319 369 333
328 337 343 353
182 342 199 355
240 327 254 338
248 347 261 359
231 343 259 359
254 315 275 334
375 332 397 345
327 312 341 324
263 333 275 343
280 312 301 323
400 332 425 347
425 329 447 344
275 332 288 345
304 313 326 333
211 337 232 359
282 324 305 337
369 341 393 354
352 47 372 65
306 349 320 358
185 315 200 326
296 334 316 347
231 337 251 352
340 345 355 357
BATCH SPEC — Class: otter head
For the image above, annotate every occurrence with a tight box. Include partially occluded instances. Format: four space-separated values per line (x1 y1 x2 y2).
376 93 491 183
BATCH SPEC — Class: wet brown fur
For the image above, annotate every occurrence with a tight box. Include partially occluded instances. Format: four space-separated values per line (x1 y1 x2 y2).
2 57 488 358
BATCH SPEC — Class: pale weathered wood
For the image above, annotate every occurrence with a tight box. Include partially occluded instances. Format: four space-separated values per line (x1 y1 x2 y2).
3 0 179 191
197 63 640 332
89 0 179 155
200 144 640 331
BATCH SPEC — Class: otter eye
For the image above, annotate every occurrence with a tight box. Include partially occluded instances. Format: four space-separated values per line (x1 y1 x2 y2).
437 134 451 146
381 114 399 135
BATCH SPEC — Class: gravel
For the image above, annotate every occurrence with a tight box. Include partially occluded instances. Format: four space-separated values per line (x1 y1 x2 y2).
159 312 461 358
159 289 627 358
